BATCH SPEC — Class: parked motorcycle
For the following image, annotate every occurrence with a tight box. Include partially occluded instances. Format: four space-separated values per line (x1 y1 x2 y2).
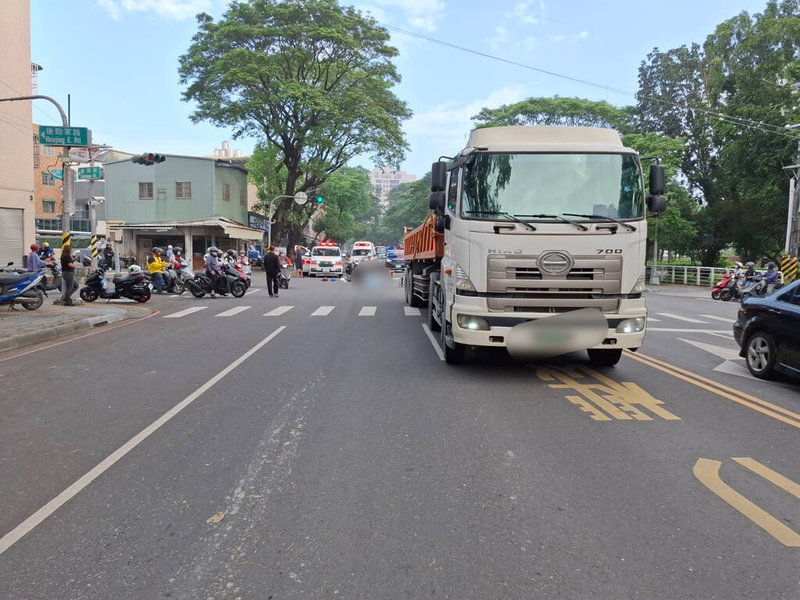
711 271 732 300
0 262 45 310
164 259 194 295
186 263 247 298
41 261 62 292
80 268 151 303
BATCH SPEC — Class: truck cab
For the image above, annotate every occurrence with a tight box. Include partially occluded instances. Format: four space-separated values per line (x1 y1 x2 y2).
405 126 666 365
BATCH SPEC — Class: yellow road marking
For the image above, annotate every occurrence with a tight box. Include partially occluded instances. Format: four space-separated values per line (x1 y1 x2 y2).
624 351 800 430
693 458 800 547
733 458 800 499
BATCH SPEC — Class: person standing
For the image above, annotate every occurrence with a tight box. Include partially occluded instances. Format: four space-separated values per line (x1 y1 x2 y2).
60 244 78 305
205 246 221 298
264 245 281 297
294 247 303 274
102 242 114 270
147 247 169 294
166 244 175 262
27 244 48 271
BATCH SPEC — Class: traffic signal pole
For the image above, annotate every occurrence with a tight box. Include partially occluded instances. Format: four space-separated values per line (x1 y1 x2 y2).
0 95 74 250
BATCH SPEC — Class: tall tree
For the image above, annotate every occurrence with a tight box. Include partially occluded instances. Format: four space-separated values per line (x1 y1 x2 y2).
179 0 411 248
473 97 634 132
312 167 378 244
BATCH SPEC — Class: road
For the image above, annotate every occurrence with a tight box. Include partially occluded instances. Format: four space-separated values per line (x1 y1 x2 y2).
1 277 798 599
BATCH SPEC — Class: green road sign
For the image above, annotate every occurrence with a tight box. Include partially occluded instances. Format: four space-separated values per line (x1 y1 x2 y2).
38 126 89 146
77 166 103 180
51 169 63 180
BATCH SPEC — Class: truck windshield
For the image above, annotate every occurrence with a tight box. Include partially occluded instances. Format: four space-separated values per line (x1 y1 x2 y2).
460 153 644 221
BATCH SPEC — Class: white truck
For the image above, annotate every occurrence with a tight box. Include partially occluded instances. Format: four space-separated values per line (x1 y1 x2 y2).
403 125 667 364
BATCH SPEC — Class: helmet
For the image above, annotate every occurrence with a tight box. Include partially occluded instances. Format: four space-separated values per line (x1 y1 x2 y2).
173 247 183 254
167 244 173 249
43 242 50 248
239 250 246 256
129 265 142 273
152 247 163 254
30 243 39 251
746 261 755 268
767 262 776 269
227 249 237 257
735 262 743 268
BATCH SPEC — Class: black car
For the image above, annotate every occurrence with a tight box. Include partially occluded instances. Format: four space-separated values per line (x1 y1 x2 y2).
733 279 800 379
385 252 407 272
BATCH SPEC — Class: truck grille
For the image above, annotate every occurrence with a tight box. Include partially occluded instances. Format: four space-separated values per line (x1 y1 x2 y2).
487 254 622 313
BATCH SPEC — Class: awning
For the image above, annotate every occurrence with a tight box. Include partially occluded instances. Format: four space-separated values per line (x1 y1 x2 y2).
110 218 264 240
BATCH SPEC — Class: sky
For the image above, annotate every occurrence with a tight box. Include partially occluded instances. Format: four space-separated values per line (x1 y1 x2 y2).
26 0 774 179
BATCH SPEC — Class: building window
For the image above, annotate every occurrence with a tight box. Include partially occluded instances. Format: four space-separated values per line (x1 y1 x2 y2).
240 187 246 206
176 182 192 198
42 199 56 214
42 146 54 156
33 135 40 168
223 183 230 202
42 171 54 185
139 182 154 198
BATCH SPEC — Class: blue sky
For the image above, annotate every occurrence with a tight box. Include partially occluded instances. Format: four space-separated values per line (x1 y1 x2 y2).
30 0 772 178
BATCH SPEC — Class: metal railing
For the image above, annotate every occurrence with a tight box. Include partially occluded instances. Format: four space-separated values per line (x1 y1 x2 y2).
645 265 731 287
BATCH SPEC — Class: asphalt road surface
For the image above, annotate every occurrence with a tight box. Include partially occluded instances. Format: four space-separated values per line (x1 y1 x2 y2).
1 277 798 599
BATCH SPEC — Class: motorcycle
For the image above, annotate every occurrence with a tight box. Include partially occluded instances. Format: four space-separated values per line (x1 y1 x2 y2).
232 261 251 289
741 274 768 301
164 259 194 295
41 261 62 292
719 273 746 302
186 263 247 298
0 262 46 310
79 268 151 303
711 271 732 300
278 265 291 289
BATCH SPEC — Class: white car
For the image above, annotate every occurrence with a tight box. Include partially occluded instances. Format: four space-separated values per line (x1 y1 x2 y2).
309 243 343 277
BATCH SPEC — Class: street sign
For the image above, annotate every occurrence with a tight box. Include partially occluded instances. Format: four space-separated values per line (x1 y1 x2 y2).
78 166 103 180
38 126 89 146
68 148 91 162
294 191 308 205
51 169 63 180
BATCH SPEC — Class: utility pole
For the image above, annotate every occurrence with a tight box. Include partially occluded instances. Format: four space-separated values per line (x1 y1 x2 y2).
784 124 800 257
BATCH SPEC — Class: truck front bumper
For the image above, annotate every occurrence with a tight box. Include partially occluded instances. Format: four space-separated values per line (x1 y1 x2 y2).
448 297 647 350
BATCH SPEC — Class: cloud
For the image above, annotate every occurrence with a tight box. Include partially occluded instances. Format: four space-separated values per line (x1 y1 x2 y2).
406 85 527 152
486 26 508 52
368 0 446 31
96 0 217 21
507 0 544 25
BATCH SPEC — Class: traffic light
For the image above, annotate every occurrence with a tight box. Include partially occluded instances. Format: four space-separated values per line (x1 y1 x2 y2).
316 196 324 203
132 153 166 166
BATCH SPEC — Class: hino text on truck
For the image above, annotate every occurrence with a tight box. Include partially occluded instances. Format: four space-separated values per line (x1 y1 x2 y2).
403 126 667 364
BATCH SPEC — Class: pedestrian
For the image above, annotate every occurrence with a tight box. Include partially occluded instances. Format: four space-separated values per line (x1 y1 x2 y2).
294 247 303 274
166 244 174 262
264 245 281 297
102 242 114 270
27 244 48 272
147 247 169 294
60 244 78 306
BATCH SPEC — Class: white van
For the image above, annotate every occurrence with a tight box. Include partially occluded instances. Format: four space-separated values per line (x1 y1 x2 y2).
349 241 376 262
309 242 343 277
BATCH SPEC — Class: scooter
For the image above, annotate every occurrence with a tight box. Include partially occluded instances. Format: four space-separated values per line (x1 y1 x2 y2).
278 266 291 289
187 263 247 298
741 274 768 301
164 259 194 295
41 261 62 292
232 261 251 289
80 268 151 303
719 273 746 302
0 262 45 310
711 271 732 300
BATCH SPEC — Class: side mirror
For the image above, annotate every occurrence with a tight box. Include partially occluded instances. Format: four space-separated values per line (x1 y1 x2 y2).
647 194 667 214
429 191 445 212
649 164 666 196
431 161 447 192
434 215 445 233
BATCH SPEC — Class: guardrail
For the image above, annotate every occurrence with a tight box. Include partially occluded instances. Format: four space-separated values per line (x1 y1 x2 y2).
645 265 731 287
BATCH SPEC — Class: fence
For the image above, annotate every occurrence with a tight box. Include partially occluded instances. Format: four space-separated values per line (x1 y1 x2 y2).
644 265 730 287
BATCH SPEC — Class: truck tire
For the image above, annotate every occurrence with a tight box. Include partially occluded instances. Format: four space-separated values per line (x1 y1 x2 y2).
441 319 465 364
587 348 622 366
405 271 424 307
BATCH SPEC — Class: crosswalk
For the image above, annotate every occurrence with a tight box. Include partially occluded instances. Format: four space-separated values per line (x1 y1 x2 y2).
161 305 738 330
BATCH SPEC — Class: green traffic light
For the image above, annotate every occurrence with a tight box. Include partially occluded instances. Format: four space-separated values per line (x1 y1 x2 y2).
316 196 323 203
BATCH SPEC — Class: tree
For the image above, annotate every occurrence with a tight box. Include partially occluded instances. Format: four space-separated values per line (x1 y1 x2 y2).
369 173 432 244
179 0 411 248
312 167 378 244
473 97 634 132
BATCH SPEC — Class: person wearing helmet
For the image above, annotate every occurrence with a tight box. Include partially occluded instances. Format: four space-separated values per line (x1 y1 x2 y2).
166 244 174 262
129 264 142 273
27 243 47 272
147 247 169 294
205 246 221 298
39 241 54 260
744 262 756 281
764 261 779 293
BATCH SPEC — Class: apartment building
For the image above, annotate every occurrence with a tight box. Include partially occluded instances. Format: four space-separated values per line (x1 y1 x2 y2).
368 167 416 205
0 1 35 266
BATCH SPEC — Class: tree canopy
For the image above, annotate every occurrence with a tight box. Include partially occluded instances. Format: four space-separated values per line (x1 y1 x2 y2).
179 0 411 247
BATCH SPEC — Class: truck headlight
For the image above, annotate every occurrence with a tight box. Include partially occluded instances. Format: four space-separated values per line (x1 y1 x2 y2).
456 314 490 330
615 317 645 333
455 264 476 292
632 275 646 293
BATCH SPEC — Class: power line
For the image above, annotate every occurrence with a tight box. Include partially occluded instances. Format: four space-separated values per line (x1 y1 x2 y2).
384 25 800 141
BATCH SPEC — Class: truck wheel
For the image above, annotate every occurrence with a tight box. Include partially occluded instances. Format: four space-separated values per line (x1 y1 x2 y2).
441 320 465 364
587 348 622 366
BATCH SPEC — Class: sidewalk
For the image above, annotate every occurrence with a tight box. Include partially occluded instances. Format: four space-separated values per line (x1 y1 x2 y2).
0 299 153 353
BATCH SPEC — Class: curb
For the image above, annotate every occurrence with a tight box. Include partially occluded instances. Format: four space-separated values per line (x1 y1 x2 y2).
0 307 152 354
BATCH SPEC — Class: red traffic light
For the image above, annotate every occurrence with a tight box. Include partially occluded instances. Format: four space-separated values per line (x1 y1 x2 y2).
131 152 166 166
